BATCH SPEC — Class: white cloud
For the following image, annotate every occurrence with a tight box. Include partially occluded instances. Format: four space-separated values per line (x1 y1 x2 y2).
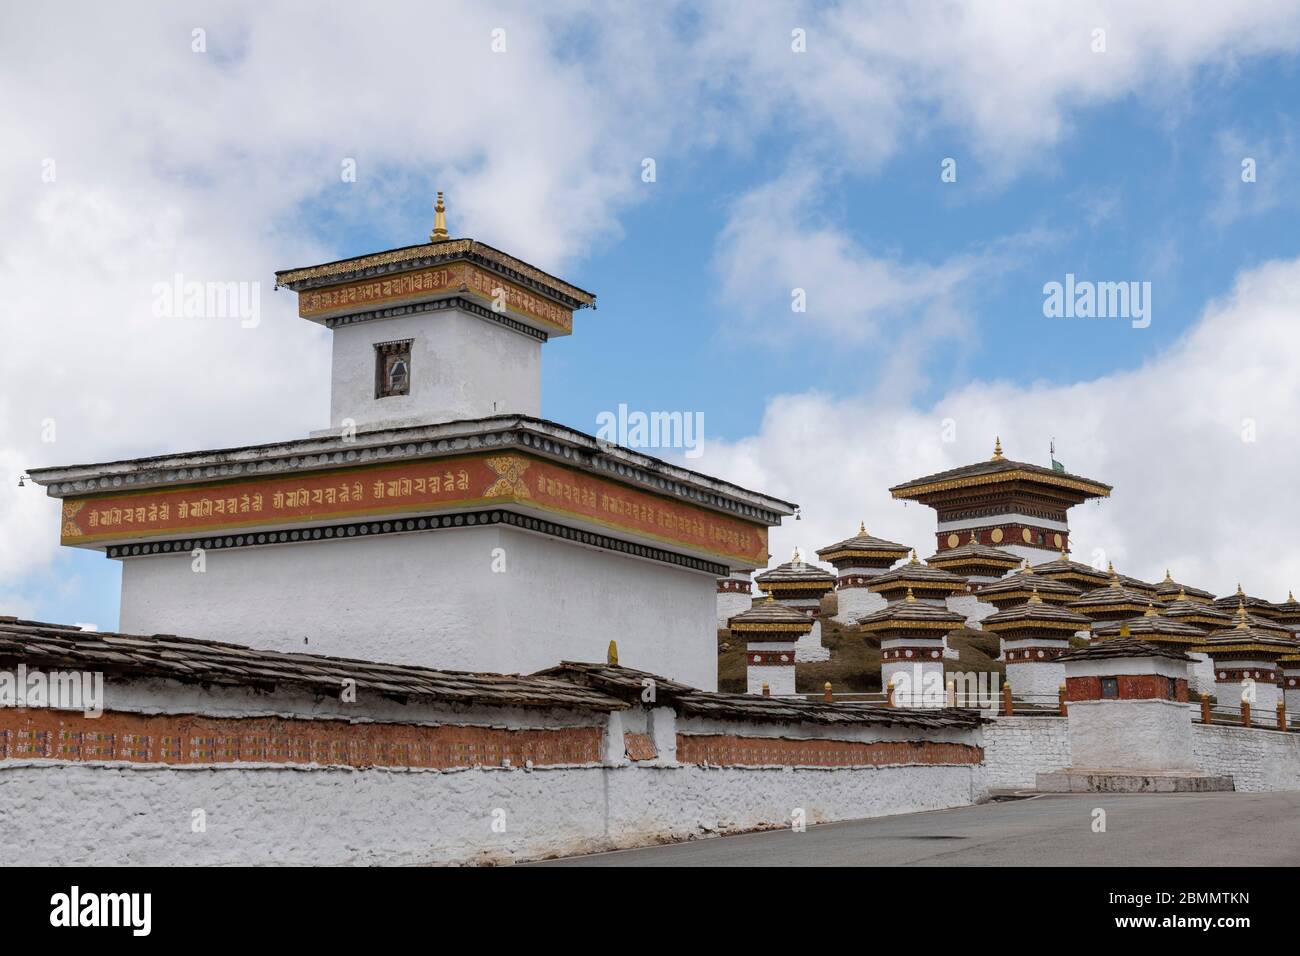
693 255 1300 600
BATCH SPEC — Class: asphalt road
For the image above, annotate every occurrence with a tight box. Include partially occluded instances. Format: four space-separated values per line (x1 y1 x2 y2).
536 791 1300 866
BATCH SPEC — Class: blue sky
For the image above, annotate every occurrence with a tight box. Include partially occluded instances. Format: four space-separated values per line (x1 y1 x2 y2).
5 2 1300 630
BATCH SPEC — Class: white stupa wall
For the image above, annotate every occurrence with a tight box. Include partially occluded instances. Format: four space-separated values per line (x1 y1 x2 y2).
1284 674 1300 723
769 596 829 662
1068 698 1196 771
835 587 887 623
119 523 718 689
947 593 996 629
794 619 829 662
881 644 946 708
832 565 889 623
1005 661 1065 705
746 640 798 697
326 307 542 432
1188 652 1216 697
1209 658 1281 724
1062 655 1196 771
716 571 753 628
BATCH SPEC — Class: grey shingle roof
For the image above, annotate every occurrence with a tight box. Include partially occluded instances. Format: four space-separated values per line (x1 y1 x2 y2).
536 663 981 729
1057 638 1192 663
0 617 624 712
816 525 910 561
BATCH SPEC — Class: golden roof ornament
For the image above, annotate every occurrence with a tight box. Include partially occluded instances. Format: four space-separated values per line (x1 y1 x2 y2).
859 521 866 534
1164 569 1174 583
1290 590 1297 603
969 531 978 544
430 191 449 241
1028 586 1042 604
607 639 619 665
1120 623 1131 638
909 549 920 564
1144 602 1159 618
1176 587 1187 601
905 586 917 603
991 436 1005 461
792 547 802 564
1108 562 1119 584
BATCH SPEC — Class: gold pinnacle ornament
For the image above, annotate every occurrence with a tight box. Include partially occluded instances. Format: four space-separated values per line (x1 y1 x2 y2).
430 191 449 241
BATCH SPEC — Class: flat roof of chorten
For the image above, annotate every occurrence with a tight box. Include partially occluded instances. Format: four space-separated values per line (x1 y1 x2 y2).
889 455 1111 500
858 595 966 629
1093 613 1207 641
1197 626 1299 654
975 568 1082 600
867 557 967 590
274 238 597 308
983 598 1091 628
1154 572 1215 602
754 556 836 586
1211 587 1280 616
726 599 815 628
1162 598 1233 624
1057 638 1192 663
816 526 910 561
1067 581 1158 610
1030 554 1111 583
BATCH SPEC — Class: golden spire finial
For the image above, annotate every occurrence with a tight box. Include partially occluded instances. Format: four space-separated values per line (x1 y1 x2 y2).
909 549 919 564
430 191 449 241
764 594 775 605
607 639 619 665
905 586 916 603
1290 590 1297 603
1236 583 1245 597
991 436 1004 461
1164 569 1173 583
792 546 802 564
1108 562 1119 584
1176 586 1187 601
1028 585 1042 604
859 520 866 534
1144 602 1159 618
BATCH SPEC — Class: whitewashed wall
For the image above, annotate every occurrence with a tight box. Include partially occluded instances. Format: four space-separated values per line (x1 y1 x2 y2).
981 716 1070 790
0 759 985 866
120 524 718 690
1192 724 1300 792
327 307 541 431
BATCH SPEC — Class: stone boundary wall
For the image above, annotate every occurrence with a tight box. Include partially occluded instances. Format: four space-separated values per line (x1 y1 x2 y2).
981 715 1070 790
1192 724 1300 792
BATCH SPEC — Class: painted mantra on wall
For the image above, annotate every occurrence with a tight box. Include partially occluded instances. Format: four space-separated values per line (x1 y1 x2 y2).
296 262 573 333
59 453 769 564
